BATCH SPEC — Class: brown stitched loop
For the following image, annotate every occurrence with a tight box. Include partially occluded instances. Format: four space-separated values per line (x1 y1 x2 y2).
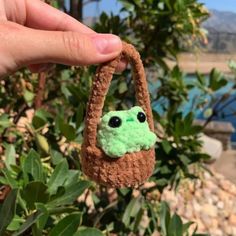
83 42 154 148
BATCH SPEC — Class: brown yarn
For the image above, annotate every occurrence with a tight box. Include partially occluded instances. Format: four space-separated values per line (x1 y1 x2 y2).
81 42 155 188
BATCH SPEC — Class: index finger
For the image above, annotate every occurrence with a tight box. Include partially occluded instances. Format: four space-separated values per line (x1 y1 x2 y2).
24 0 94 34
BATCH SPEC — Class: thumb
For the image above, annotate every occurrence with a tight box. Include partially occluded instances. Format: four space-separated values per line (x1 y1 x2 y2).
7 25 122 68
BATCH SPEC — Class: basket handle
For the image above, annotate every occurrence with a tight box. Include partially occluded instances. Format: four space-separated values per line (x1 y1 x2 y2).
83 42 154 148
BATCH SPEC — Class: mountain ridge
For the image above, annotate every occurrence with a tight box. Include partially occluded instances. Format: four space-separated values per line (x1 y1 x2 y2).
202 9 236 53
203 9 236 34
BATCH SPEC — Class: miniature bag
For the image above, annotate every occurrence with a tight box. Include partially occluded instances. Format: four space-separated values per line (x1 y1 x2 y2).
81 42 156 188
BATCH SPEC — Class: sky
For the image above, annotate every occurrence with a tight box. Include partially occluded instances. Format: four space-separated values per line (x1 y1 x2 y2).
200 0 236 12
82 0 236 18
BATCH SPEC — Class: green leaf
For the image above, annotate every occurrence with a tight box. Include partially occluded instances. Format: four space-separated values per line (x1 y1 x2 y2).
50 186 66 201
0 114 11 131
209 69 227 91
32 109 52 129
160 201 171 236
167 213 183 236
61 69 72 80
7 215 24 231
153 178 169 187
0 189 18 235
1 168 18 188
23 149 44 182
60 122 76 141
4 144 16 170
50 149 64 165
0 176 9 185
118 188 131 196
21 181 49 210
122 197 142 227
118 81 128 94
147 202 158 230
64 170 80 187
161 140 172 154
49 213 82 236
75 104 84 129
47 159 69 195
23 89 35 106
47 180 91 207
74 227 104 236
182 221 194 233
35 203 49 231
160 165 172 175
32 115 46 130
35 134 50 154
196 72 206 86
13 211 43 236
179 154 191 165
133 208 144 232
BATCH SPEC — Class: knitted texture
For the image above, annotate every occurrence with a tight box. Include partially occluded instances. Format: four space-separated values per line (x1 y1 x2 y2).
81 42 156 188
81 148 155 188
97 106 157 158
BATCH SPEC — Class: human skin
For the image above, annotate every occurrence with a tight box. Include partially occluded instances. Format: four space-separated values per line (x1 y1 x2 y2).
97 106 157 158
0 0 125 77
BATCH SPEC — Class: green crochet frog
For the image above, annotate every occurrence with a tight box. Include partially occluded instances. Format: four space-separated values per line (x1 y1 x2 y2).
97 106 157 158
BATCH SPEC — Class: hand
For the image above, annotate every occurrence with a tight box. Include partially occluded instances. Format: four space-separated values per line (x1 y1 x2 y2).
0 0 124 77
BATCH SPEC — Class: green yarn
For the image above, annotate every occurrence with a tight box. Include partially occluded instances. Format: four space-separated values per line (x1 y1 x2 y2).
97 106 157 158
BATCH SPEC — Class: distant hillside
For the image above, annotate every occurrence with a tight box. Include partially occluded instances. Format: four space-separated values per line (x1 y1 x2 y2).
203 10 236 53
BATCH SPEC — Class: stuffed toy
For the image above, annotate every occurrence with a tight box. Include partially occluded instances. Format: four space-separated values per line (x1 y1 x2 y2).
97 106 156 158
81 42 156 188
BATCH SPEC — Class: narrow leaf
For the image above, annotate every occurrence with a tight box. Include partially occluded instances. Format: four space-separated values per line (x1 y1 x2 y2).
35 203 49 231
23 149 44 182
47 159 69 195
160 201 171 236
4 144 16 170
74 227 103 236
13 211 43 236
48 181 91 207
49 213 82 236
0 189 18 235
167 213 183 236
1 168 18 188
122 197 142 227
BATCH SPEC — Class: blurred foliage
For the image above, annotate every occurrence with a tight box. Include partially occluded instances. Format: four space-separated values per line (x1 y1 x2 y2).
95 0 209 67
0 0 233 235
196 62 236 124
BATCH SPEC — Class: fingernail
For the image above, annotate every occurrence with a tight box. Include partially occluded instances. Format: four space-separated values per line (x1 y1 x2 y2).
92 34 122 54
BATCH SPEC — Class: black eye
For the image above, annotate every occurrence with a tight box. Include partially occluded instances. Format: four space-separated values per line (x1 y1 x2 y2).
108 116 122 128
137 112 146 123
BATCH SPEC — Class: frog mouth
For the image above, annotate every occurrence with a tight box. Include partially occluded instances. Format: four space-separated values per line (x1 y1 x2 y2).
126 118 134 122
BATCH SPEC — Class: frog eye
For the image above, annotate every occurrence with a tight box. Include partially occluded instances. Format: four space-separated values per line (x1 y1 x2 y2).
108 116 122 128
137 112 146 123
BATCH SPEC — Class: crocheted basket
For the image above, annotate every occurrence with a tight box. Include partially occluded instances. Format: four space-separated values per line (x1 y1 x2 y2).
81 42 155 188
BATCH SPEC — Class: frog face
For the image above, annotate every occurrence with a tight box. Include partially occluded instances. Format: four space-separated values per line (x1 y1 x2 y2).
97 106 157 158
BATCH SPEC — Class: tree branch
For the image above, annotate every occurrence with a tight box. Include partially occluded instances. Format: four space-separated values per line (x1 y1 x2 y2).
35 72 47 109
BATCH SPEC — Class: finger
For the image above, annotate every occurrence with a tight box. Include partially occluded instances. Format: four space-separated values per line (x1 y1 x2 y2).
5 24 122 68
0 1 7 20
23 0 94 33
